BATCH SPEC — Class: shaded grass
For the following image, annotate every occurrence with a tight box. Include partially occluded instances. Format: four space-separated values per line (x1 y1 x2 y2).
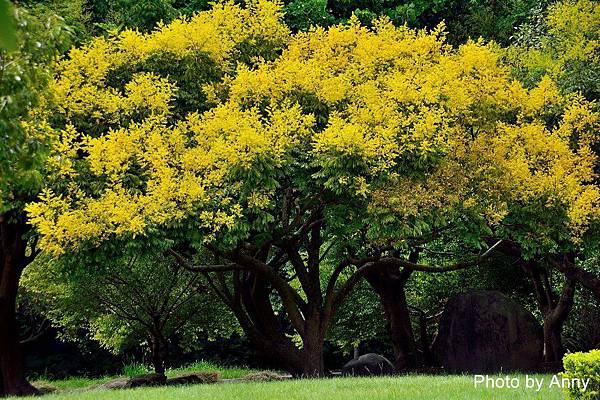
20 374 565 400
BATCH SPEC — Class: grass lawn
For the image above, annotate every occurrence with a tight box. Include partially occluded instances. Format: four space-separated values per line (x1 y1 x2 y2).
15 374 565 400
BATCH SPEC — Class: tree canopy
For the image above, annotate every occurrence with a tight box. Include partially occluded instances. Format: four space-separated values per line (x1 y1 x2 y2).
28 9 599 257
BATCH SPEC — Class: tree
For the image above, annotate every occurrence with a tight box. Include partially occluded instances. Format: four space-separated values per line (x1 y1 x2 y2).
21 245 238 376
362 250 420 369
28 4 600 376
0 4 70 396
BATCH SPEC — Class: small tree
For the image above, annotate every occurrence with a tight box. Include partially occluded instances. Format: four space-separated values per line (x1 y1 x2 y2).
22 245 237 376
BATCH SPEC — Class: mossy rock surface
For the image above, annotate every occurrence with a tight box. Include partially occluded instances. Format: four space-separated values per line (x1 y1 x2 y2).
431 290 543 373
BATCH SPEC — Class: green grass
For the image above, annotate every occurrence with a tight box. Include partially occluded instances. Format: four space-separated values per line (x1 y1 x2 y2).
165 360 257 379
19 374 565 400
29 360 258 391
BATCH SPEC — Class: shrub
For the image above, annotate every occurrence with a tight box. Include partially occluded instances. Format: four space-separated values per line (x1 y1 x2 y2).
562 350 600 400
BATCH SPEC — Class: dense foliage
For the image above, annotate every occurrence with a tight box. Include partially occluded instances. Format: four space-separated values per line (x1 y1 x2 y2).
27 10 599 256
0 0 597 392
508 0 600 101
0 6 70 213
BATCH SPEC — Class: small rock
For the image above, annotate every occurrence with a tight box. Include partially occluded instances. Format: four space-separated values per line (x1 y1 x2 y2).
32 382 58 395
341 353 395 376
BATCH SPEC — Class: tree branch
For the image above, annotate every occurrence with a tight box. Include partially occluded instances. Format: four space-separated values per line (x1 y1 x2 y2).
329 240 503 314
549 256 600 300
169 249 248 272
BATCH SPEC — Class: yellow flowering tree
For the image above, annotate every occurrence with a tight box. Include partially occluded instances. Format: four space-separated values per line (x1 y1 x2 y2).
28 9 600 374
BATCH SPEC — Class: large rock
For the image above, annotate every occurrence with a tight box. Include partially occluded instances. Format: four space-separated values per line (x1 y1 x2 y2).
431 290 543 373
341 353 395 376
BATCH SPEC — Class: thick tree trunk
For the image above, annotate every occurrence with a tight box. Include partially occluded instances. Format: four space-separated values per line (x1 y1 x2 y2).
244 329 305 375
229 270 309 376
300 337 325 377
300 311 326 377
241 317 327 377
365 267 419 371
542 322 564 364
0 216 38 397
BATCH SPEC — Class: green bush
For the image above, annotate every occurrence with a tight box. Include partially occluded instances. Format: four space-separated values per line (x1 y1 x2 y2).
562 350 600 400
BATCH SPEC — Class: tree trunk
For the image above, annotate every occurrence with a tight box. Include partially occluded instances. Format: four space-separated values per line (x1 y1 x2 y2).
244 329 305 375
541 278 575 364
246 327 326 377
0 215 38 397
300 311 326 377
365 267 419 371
230 270 307 376
149 334 167 376
542 322 564 364
520 258 576 365
300 336 325 377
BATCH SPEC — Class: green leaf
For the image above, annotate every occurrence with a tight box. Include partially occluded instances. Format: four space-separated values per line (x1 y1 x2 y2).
0 0 16 51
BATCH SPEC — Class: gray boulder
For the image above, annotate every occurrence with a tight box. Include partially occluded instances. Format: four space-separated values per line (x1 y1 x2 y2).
342 353 395 376
431 290 543 373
